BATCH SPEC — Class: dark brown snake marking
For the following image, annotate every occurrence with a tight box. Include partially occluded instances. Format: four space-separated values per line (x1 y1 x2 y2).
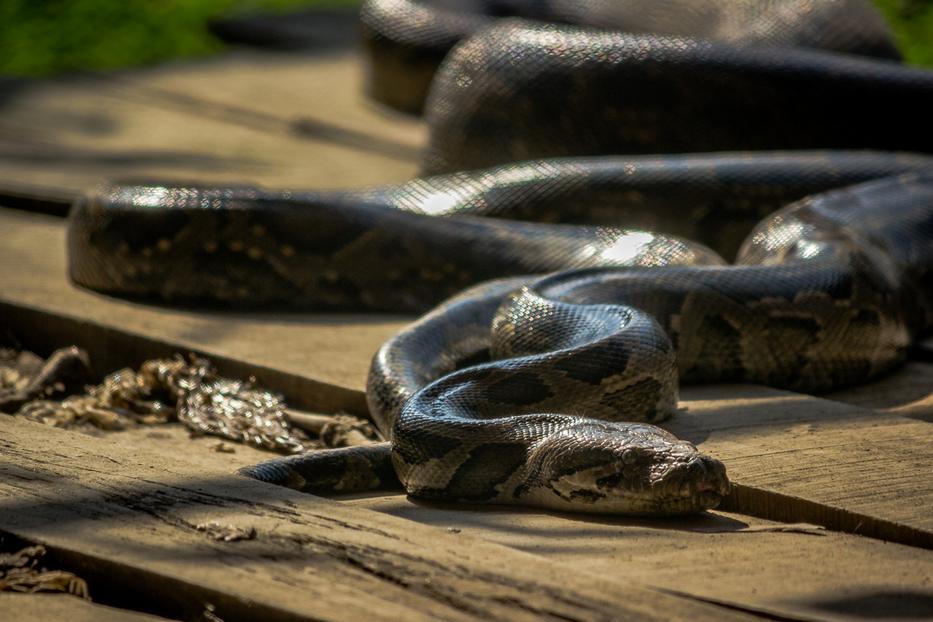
67 1 933 514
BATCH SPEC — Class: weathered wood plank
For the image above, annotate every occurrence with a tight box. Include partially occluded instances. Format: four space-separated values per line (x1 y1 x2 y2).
12 381 928 622
15 403 932 622
0 50 424 204
827 361 933 419
70 417 933 622
348 495 933 622
0 415 754 622
95 411 933 622
672 384 933 547
104 417 932 622
0 594 174 622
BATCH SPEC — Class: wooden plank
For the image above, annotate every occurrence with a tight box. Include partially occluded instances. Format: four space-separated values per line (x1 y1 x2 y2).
73 419 933 622
0 415 754 622
672 384 933 548
348 495 933 622
826 361 933 419
0 207 406 415
0 594 174 622
0 49 424 204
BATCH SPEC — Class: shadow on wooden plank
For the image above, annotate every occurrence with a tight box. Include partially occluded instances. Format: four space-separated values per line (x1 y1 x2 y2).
0 415 756 622
719 483 932 550
789 589 933 621
828 361 933 421
346 494 933 622
676 385 933 549
0 50 425 200
92 74 422 161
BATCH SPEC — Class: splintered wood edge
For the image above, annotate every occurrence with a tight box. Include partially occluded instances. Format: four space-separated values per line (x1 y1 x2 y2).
0 416 755 622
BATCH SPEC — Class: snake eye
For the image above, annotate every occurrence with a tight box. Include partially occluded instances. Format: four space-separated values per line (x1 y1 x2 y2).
621 449 638 465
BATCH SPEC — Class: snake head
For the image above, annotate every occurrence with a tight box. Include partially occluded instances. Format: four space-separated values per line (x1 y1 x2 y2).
523 421 730 515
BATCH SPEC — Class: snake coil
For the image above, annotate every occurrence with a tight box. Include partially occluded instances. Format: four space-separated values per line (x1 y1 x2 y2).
68 1 933 514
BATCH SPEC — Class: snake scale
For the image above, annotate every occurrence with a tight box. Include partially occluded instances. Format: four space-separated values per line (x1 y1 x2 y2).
68 0 933 515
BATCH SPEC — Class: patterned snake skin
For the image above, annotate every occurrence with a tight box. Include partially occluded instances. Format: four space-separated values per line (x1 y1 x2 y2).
361 0 901 112
68 2 933 514
236 171 933 514
420 22 933 174
70 152 933 311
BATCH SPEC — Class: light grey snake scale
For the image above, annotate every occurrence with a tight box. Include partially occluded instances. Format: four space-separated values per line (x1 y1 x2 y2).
67 0 933 515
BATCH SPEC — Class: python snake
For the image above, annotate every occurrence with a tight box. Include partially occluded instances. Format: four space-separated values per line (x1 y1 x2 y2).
68 1 933 515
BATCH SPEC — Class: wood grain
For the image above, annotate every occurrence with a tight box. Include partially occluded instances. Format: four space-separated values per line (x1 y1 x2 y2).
87 409 933 622
674 384 933 547
827 361 933 419
0 415 755 622
0 594 175 622
53 408 933 619
0 50 425 204
349 495 933 622
6 393 930 622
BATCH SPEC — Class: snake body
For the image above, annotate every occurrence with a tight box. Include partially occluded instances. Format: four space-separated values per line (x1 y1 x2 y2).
420 23 933 174
67 3 933 514
361 0 901 113
69 151 933 312
239 172 933 514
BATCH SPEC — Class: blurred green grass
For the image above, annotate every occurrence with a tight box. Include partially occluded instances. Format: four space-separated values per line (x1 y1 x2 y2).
0 0 930 76
0 0 359 76
873 0 933 66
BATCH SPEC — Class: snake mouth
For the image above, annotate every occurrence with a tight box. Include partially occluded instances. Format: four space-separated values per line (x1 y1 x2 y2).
651 481 730 514
694 478 732 496
691 490 727 512
654 455 731 512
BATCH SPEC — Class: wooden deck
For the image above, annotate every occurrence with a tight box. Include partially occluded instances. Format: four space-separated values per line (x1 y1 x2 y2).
1 40 932 622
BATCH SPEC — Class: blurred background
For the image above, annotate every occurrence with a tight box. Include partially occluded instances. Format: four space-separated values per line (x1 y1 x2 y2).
1 0 931 77
0 0 359 77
